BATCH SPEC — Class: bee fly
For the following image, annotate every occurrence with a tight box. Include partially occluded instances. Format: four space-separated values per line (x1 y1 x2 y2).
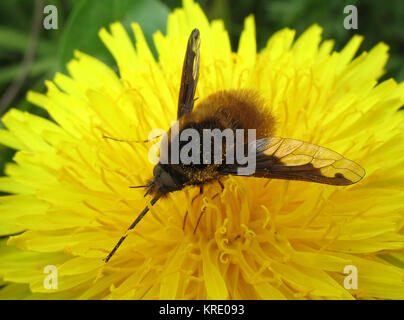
104 28 365 262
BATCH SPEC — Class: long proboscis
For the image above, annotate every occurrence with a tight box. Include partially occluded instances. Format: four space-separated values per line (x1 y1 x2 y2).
104 197 160 263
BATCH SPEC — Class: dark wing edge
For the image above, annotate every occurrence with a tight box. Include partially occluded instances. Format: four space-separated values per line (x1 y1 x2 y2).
219 137 366 186
177 28 200 120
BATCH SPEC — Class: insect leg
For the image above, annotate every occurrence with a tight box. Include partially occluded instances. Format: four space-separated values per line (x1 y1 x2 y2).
182 211 189 230
183 186 203 230
102 135 162 144
217 179 224 191
193 207 207 234
193 186 204 204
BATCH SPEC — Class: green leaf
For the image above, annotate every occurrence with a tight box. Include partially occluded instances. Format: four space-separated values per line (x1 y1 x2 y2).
59 0 170 71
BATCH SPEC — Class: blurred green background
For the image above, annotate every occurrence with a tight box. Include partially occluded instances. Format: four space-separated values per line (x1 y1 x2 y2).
0 0 403 175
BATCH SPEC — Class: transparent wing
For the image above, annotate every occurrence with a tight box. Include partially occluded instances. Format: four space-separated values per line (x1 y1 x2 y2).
177 28 200 119
220 137 365 186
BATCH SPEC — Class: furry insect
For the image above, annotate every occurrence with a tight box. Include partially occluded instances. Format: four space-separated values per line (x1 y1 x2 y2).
104 28 365 262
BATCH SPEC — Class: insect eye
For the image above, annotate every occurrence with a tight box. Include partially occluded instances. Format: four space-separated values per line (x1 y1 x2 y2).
160 171 176 188
153 165 177 188
153 164 162 177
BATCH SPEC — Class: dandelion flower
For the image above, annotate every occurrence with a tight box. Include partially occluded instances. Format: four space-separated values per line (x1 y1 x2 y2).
1 0 404 300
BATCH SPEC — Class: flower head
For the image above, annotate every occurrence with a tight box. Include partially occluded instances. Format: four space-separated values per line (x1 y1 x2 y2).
0 0 404 299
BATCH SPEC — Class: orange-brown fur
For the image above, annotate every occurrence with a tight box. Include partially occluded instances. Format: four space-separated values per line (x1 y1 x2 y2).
179 89 276 138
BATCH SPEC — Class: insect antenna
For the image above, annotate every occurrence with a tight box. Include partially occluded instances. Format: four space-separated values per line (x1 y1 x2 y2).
104 196 160 263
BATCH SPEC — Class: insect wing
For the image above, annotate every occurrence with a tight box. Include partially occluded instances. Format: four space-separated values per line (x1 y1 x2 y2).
220 137 365 186
177 28 200 119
